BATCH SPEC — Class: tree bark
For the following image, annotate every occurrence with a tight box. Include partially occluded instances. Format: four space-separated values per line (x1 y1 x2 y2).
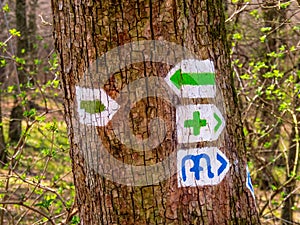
52 0 260 224
8 0 28 143
0 71 6 164
281 75 300 225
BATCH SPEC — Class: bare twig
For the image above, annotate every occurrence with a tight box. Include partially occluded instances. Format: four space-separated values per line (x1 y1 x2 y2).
226 2 249 23
0 201 56 225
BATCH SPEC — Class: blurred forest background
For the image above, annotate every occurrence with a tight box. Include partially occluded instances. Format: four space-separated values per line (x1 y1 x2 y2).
0 0 299 224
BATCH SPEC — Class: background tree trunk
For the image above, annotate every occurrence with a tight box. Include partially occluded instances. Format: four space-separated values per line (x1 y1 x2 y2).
8 0 28 143
52 0 260 224
281 74 300 224
0 68 6 164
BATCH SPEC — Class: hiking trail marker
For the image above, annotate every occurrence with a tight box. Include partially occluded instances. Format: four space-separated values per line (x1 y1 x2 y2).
165 59 216 98
246 166 255 199
176 104 225 143
177 147 230 187
75 86 120 126
74 57 228 187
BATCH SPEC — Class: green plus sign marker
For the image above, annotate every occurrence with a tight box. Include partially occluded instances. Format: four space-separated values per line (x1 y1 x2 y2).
176 104 226 143
184 111 207 136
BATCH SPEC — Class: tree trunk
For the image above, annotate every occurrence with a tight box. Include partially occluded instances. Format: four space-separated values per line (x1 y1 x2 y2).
0 103 6 164
52 0 260 224
8 0 28 143
281 74 300 224
281 127 298 225
0 69 6 164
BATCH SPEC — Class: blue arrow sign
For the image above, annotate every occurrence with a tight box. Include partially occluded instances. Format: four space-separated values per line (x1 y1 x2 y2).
177 147 230 187
217 153 228 176
246 166 255 199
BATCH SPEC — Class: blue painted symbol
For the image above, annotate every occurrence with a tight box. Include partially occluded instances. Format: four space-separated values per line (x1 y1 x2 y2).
177 148 230 187
246 166 255 199
181 154 214 181
217 153 228 176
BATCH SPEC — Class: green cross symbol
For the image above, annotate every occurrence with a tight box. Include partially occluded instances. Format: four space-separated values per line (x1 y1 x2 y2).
184 111 207 136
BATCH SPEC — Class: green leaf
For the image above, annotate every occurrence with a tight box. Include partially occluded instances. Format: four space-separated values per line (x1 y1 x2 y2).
9 29 21 37
15 56 26 65
260 27 272 33
271 200 279 205
263 142 271 148
45 121 58 132
293 25 300 31
271 185 277 191
243 127 249 136
34 59 41 65
280 191 287 198
7 85 15 93
2 3 10 12
240 73 250 80
279 1 291 9
36 115 46 122
41 148 57 157
233 33 242 41
260 35 266 43
279 45 286 51
290 46 296 51
23 108 36 118
71 215 80 224
0 59 6 67
249 9 259 19
52 80 60 89
35 199 54 210
279 102 289 111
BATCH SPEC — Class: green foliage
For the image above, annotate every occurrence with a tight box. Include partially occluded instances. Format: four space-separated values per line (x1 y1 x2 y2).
0 2 77 224
35 197 55 211
2 3 10 12
279 1 291 9
71 216 81 224
228 1 300 223
232 32 242 40
260 27 272 33
9 28 21 37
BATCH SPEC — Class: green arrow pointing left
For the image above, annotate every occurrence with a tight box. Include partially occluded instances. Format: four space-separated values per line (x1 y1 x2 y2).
170 69 215 89
80 100 106 114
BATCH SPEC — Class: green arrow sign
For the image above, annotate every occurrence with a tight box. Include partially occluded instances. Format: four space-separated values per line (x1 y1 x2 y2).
80 100 106 114
170 69 215 89
213 113 222 133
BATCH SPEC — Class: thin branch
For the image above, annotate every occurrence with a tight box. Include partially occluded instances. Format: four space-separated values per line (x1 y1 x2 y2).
226 2 249 23
38 14 52 26
0 202 56 225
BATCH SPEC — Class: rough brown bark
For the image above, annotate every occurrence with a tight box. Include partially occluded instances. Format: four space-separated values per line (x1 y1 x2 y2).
52 0 260 224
